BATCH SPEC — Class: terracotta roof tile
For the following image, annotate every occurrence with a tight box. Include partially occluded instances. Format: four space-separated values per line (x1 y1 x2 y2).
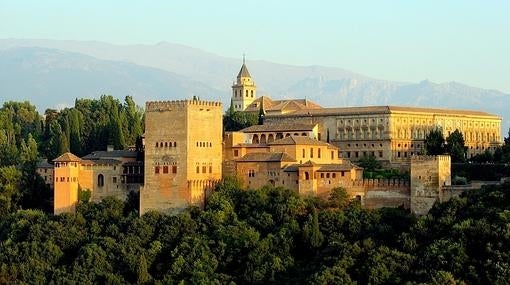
240 123 316 132
53 152 82 162
237 152 296 162
269 136 333 147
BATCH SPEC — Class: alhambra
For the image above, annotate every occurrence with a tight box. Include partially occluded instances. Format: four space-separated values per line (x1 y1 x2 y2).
41 61 503 216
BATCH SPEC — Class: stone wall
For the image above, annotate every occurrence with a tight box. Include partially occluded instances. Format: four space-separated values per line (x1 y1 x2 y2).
410 155 451 215
141 99 222 215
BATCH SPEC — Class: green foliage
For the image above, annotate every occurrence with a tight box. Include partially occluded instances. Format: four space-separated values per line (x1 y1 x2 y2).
223 109 258 132
0 180 510 283
425 127 446 155
358 154 382 172
78 186 92 203
446 129 467 162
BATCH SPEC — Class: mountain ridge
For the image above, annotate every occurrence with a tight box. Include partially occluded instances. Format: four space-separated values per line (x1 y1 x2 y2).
0 39 508 131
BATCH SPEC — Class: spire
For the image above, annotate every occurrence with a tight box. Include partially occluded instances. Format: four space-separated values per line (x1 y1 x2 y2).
237 55 251 78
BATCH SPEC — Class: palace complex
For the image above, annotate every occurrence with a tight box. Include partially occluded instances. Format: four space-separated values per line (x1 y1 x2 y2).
45 61 503 216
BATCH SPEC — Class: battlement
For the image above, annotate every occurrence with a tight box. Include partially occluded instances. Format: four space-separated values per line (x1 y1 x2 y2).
411 154 450 162
352 178 409 187
146 99 222 112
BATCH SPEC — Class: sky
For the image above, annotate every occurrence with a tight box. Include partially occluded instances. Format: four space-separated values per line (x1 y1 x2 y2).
1 0 509 93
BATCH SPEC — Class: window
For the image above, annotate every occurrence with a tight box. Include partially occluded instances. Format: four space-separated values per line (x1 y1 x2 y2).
302 149 305 158
172 166 177 173
310 148 314 158
305 172 310 180
98 174 104 187
331 151 334 159
326 173 330 178
332 173 336 178
234 150 239 157
202 166 207 173
379 151 383 158
318 148 321 158
163 166 169 174
113 177 117 183
320 173 324 178
209 166 212 173
196 166 200 173
155 166 160 174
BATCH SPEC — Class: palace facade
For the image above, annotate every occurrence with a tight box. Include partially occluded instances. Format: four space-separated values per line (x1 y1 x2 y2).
45 60 503 216
233 62 503 164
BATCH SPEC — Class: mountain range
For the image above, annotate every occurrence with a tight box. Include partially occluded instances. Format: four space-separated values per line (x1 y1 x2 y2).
0 38 508 131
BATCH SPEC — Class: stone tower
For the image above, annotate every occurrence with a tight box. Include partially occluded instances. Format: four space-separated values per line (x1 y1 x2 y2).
141 99 223 215
53 152 81 214
410 155 451 215
231 58 256 111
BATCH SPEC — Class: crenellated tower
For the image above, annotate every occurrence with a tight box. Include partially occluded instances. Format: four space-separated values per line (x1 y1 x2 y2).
141 98 223 215
231 57 256 111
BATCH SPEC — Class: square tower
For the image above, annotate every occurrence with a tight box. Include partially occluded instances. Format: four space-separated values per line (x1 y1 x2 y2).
141 99 223 215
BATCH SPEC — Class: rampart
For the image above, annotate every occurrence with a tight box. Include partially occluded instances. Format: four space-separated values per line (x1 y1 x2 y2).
146 100 222 112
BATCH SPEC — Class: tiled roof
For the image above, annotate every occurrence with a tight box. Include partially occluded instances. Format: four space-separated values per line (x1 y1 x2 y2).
317 163 363 171
237 63 251 78
244 96 322 113
269 136 333 147
81 150 137 159
268 105 499 118
53 152 82 162
283 161 362 172
240 123 316 133
81 159 122 165
237 152 296 162
36 159 53 168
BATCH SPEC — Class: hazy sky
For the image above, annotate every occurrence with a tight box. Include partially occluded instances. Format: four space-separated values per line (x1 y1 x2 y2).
1 0 509 92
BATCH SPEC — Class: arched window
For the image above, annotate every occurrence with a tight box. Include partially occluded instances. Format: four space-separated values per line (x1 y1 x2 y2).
246 90 248 97
251 90 254 97
174 142 177 147
252 134 259 144
155 142 159 148
260 134 267 144
98 174 104 187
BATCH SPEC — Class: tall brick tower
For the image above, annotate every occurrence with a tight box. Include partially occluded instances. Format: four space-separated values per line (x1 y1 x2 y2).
141 98 223 215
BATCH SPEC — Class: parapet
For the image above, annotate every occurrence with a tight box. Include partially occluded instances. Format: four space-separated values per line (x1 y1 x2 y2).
352 178 409 187
411 155 451 162
146 99 222 112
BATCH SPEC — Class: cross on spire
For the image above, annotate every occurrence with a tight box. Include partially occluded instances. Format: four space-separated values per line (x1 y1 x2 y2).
243 53 246 64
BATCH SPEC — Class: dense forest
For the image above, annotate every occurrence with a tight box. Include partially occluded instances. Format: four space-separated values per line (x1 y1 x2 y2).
1 98 510 283
0 177 509 284
0 96 144 166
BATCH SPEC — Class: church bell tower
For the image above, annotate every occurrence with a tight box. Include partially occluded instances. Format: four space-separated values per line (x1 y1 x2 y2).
231 56 256 111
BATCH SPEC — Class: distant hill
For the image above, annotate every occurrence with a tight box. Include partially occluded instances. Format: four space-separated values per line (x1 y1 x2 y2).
0 39 508 131
0 47 222 111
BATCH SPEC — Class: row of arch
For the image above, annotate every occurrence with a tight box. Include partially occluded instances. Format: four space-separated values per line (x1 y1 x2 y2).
252 132 308 144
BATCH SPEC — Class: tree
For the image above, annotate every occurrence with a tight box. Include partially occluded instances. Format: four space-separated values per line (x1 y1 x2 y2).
303 207 324 249
425 128 446 155
20 133 39 164
0 166 22 216
446 129 466 162
137 253 150 284
358 155 381 173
